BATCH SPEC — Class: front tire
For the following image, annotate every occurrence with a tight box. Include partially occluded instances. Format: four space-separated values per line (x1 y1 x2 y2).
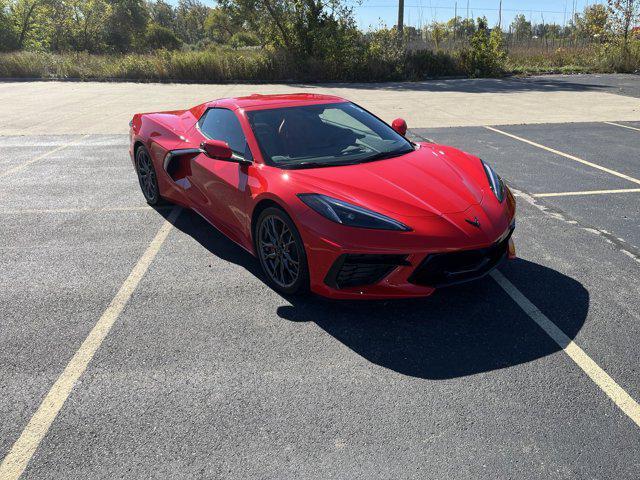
255 207 309 295
135 145 162 205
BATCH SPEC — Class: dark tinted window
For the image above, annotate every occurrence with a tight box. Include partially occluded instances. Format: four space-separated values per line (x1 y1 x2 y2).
198 108 246 154
246 102 413 168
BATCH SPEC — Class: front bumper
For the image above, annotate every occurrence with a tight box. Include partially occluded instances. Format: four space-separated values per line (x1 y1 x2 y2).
298 210 516 300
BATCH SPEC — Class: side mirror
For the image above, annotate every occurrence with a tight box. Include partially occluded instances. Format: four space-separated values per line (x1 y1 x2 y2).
391 118 407 136
200 139 233 160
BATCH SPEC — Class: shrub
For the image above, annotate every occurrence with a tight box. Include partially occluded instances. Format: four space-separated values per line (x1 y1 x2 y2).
404 49 464 79
145 24 182 51
459 19 506 77
228 32 261 49
595 39 640 72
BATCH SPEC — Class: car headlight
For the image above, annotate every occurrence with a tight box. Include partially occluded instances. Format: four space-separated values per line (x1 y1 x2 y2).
481 160 505 202
297 193 411 231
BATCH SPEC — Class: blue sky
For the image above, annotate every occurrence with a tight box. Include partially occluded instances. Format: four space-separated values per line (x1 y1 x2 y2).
172 1 602 31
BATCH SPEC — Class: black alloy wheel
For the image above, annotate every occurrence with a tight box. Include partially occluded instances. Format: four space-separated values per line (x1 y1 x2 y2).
256 207 309 295
136 146 161 205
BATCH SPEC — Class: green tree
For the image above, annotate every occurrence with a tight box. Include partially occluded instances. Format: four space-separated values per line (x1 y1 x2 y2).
446 16 475 38
148 0 176 30
104 0 148 52
575 4 610 41
9 0 50 49
0 0 18 50
608 0 639 48
464 17 505 77
510 14 532 41
229 30 260 48
47 0 74 51
204 6 243 43
460 17 476 37
428 21 448 49
219 0 359 59
145 22 181 50
68 0 111 51
175 0 208 45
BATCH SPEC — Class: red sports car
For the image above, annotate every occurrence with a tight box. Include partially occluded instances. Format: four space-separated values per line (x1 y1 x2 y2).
130 93 515 299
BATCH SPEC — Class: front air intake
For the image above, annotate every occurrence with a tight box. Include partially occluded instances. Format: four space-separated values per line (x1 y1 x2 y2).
324 254 410 289
408 228 513 288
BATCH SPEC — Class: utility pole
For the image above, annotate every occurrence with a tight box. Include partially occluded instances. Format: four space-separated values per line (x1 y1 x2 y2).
498 0 502 29
454 2 458 39
397 0 404 34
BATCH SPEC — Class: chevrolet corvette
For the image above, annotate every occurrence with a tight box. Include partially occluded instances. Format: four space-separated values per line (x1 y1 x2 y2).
130 93 515 299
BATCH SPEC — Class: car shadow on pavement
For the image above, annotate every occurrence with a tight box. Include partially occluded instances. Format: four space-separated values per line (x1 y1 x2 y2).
162 207 589 380
278 258 588 379
290 76 615 95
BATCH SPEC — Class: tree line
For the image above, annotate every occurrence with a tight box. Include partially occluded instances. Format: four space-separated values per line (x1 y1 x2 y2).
1 1 637 54
0 0 360 54
0 0 637 81
412 3 638 49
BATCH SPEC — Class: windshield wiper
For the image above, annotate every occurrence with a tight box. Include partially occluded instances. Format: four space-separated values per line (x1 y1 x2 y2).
281 148 414 170
283 160 360 170
359 148 414 163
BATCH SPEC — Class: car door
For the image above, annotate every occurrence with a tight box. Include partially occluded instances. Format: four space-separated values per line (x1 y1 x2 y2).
186 108 252 245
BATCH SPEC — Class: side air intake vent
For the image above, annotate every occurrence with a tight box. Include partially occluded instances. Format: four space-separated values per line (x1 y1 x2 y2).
163 149 201 183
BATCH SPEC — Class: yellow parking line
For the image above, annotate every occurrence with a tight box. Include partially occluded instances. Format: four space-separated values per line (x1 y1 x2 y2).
0 135 91 179
533 188 640 198
604 121 640 132
484 126 640 186
491 270 640 428
0 206 181 480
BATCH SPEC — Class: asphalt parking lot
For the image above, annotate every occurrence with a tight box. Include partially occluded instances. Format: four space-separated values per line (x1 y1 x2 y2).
1 80 640 479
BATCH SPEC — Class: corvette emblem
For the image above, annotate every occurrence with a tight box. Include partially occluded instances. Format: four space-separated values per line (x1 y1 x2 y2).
465 217 481 228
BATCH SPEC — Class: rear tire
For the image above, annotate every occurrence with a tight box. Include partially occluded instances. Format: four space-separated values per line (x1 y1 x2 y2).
255 207 309 296
135 145 162 205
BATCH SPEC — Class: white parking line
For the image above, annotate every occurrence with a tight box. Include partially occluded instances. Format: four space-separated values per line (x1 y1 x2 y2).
533 188 640 198
0 135 90 179
484 126 640 186
604 121 640 132
0 206 181 480
0 206 162 215
491 270 640 428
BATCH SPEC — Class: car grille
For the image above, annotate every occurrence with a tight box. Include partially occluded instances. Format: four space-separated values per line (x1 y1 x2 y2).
324 254 410 289
408 228 513 288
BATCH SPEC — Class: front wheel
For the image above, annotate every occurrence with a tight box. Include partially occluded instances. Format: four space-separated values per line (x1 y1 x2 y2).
255 207 309 295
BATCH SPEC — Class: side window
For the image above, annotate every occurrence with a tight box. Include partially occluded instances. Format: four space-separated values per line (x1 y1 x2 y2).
198 108 247 155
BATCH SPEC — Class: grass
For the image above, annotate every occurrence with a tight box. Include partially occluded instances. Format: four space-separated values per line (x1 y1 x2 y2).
505 42 640 75
0 50 284 82
0 48 466 82
0 42 637 83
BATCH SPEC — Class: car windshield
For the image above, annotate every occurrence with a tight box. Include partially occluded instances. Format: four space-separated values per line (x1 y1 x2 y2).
245 102 414 169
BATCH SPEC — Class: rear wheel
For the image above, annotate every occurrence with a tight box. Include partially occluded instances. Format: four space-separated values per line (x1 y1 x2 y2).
256 207 309 295
135 145 161 205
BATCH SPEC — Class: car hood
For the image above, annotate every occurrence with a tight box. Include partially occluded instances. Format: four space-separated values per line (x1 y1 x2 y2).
287 143 486 218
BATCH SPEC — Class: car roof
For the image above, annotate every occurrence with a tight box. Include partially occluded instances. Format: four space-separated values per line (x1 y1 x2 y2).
207 93 347 110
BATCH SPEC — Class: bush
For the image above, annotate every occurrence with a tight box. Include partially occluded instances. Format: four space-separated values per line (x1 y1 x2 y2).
404 49 464 79
505 46 595 74
594 39 640 72
460 20 506 77
228 32 261 49
0 38 636 82
145 24 182 51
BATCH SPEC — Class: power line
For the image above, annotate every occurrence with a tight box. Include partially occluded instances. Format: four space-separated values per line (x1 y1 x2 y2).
350 5 569 15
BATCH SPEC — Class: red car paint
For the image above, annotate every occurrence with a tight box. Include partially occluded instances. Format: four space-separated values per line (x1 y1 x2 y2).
130 93 516 299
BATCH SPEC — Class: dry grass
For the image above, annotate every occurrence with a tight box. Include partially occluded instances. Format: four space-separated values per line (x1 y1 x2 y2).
0 41 637 82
